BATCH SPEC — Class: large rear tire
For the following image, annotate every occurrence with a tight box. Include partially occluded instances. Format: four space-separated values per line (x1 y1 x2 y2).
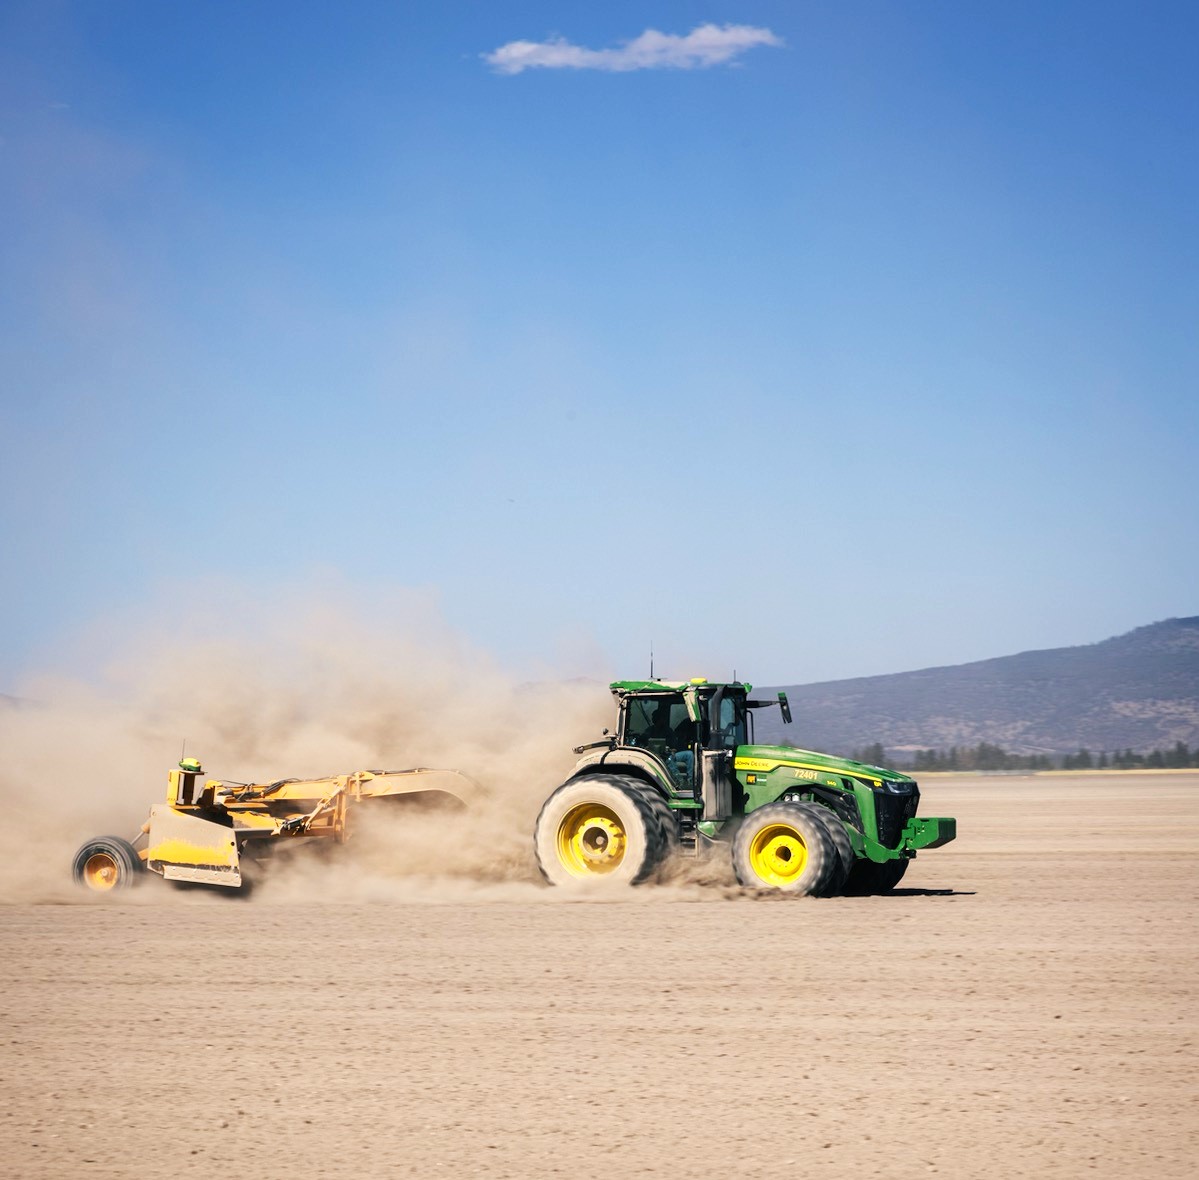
731 802 836 895
629 783 679 861
72 836 143 893
534 775 666 887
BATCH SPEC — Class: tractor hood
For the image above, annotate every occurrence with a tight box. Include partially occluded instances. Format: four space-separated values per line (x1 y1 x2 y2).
734 744 915 787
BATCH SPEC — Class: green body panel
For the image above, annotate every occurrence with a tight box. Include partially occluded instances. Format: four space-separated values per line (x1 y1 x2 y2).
854 817 958 862
903 816 957 850
734 744 912 794
732 744 953 860
733 744 911 811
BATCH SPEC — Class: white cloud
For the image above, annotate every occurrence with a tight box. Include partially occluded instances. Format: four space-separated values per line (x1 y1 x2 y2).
484 23 783 75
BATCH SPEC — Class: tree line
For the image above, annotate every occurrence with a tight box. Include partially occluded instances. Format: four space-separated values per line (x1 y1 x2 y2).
848 740 1199 773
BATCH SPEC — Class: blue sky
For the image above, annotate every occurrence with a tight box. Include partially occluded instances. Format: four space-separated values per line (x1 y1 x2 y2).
1 1 1196 688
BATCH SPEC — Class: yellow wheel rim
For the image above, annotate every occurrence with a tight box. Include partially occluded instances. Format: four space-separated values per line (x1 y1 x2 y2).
82 851 121 891
748 823 808 887
556 803 628 877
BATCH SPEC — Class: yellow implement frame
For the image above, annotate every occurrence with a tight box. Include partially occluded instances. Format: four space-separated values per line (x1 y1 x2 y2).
129 764 477 889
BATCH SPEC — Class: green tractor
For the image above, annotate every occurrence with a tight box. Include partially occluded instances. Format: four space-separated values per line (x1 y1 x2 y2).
534 678 955 894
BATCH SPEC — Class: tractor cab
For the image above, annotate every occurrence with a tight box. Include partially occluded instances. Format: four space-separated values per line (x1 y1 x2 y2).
612 679 789 798
620 690 701 786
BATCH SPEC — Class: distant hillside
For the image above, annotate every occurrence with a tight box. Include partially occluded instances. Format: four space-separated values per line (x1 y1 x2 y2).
757 617 1199 756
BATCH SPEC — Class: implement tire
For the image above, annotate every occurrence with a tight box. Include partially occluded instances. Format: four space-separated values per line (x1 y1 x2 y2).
846 857 910 895
72 836 142 894
732 802 835 895
534 775 665 887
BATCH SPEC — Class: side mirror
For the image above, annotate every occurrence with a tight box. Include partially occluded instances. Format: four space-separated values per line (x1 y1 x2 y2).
778 691 792 725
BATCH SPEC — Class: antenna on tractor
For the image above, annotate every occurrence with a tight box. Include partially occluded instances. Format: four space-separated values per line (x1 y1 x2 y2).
649 641 655 681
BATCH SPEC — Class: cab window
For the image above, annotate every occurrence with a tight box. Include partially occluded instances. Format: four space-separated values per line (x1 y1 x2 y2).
624 695 697 753
710 694 747 749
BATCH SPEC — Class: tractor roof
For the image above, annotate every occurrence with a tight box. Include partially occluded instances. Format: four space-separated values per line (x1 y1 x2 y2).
609 679 752 696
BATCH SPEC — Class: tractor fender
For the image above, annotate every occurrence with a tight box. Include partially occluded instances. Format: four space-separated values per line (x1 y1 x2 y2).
567 749 675 801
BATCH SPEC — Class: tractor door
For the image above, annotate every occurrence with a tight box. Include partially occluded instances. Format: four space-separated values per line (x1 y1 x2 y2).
623 693 699 791
700 689 746 820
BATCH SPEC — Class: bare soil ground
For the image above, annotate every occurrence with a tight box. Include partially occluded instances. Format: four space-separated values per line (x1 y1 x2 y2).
2 773 1196 1178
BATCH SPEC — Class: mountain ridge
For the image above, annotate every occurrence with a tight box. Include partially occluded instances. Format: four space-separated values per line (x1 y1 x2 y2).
758 616 1199 756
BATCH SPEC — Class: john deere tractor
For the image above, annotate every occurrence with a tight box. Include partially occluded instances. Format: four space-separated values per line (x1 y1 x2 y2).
534 679 955 894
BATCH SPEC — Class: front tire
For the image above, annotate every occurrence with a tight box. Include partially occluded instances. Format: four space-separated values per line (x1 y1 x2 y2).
72 836 143 893
846 857 910 894
534 775 665 887
784 800 854 896
732 802 836 895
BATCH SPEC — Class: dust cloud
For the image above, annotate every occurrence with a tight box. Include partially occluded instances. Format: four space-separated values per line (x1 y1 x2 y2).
0 586 612 903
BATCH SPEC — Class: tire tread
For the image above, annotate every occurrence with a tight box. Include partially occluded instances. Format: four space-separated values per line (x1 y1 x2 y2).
534 774 665 887
731 801 836 896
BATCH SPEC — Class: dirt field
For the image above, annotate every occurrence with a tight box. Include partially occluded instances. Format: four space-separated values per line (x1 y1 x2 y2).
2 773 1195 1178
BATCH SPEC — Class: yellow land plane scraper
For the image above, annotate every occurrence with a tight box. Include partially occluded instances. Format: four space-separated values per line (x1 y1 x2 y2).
72 758 476 893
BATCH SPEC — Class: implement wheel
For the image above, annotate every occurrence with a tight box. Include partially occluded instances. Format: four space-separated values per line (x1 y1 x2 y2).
72 836 142 893
732 802 835 895
534 775 665 887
